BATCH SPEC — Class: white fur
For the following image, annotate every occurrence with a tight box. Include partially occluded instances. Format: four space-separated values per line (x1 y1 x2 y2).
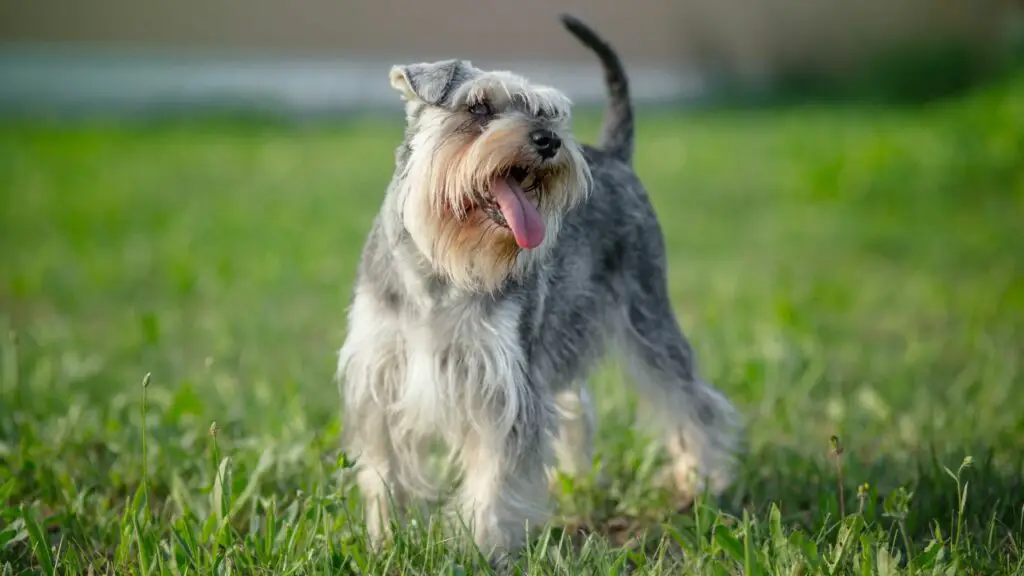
339 279 555 553
550 383 597 480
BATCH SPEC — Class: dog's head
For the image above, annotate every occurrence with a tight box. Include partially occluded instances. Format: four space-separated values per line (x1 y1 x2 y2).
387 59 590 292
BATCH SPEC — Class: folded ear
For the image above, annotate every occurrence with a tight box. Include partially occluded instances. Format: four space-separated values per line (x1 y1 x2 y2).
389 59 476 106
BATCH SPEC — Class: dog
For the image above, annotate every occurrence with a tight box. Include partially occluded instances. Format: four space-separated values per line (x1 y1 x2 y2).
337 13 740 559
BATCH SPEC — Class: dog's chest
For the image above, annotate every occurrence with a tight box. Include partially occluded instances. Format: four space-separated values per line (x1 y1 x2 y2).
391 296 525 433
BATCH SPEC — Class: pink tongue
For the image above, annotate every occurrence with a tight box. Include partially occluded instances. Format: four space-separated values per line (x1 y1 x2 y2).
490 177 545 249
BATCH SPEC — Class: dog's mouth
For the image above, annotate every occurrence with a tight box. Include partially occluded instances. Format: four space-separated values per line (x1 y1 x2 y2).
479 166 532 225
475 165 545 249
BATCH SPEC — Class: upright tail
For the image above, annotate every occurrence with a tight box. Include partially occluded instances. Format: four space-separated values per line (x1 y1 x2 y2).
559 14 634 165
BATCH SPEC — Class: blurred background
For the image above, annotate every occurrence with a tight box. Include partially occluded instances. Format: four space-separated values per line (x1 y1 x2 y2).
1 2 1023 572
1 0 1022 114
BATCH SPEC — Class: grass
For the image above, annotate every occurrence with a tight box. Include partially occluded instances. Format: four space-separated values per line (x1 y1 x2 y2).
1 73 1022 574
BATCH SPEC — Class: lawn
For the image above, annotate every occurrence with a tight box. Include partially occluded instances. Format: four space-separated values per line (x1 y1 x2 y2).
1 74 1022 574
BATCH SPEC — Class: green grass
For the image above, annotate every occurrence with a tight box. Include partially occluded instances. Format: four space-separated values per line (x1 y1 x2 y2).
1 74 1023 574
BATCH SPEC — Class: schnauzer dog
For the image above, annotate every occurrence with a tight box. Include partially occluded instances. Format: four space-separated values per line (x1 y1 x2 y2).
338 13 740 558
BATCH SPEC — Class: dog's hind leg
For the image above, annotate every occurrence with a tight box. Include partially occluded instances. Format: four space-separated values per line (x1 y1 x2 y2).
614 273 740 502
550 382 596 483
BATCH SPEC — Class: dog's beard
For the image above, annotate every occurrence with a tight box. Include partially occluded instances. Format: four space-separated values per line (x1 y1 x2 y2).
401 114 588 292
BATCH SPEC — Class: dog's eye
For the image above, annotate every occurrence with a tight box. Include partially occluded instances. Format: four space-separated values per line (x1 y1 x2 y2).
468 102 492 117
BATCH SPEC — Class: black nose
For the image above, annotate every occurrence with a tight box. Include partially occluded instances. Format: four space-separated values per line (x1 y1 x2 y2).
531 129 561 159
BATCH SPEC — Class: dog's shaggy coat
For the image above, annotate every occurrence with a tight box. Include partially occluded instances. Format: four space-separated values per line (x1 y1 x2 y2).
338 14 740 558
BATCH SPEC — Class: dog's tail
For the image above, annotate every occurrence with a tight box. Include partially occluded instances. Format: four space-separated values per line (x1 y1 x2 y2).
559 13 634 165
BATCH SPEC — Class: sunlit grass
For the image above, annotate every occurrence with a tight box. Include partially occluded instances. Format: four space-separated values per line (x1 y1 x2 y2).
1 74 1022 573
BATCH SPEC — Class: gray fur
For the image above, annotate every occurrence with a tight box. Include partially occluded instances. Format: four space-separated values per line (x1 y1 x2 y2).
559 14 634 164
338 14 740 560
390 59 480 106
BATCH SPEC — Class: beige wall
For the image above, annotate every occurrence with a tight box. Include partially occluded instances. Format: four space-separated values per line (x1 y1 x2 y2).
0 0 1007 78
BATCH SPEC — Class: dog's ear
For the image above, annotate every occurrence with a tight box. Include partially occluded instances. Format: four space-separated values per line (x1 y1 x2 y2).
389 60 475 106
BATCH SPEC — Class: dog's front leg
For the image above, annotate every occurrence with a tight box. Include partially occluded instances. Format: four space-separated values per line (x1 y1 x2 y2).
453 382 553 560
338 294 410 549
349 410 406 547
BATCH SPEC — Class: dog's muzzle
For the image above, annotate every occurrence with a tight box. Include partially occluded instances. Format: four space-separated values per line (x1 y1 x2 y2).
531 129 561 160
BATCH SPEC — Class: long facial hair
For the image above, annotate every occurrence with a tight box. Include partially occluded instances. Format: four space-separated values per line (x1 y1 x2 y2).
400 110 588 292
